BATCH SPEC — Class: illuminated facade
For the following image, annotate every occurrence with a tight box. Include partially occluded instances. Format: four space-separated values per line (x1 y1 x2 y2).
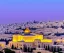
7 28 53 49
56 39 64 43
12 28 52 43
0 42 6 48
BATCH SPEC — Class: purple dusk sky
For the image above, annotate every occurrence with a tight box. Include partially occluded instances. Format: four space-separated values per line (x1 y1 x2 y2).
0 0 64 24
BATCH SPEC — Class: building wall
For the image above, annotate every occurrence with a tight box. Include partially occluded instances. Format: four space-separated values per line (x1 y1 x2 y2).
8 39 53 49
0 42 6 48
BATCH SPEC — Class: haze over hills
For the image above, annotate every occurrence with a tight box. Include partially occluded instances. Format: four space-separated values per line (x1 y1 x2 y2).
0 20 64 36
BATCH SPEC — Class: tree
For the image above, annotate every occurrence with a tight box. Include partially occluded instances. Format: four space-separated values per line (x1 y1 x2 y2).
54 42 57 45
59 48 62 51
49 46 53 52
44 44 45 48
0 51 3 53
30 48 36 53
53 47 56 52
4 48 15 53
28 47 31 52
47 45 50 50
45 46 47 50
57 47 60 52
23 45 27 52
32 48 36 50
11 45 15 49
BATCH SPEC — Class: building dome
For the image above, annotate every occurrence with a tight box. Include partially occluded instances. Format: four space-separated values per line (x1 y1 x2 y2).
24 28 31 34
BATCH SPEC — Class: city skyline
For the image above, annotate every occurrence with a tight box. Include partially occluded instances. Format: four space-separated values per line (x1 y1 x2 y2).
0 0 64 24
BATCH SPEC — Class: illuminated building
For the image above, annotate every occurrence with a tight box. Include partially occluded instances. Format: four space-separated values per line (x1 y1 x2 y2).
8 28 53 49
24 28 31 34
0 42 6 48
12 28 52 43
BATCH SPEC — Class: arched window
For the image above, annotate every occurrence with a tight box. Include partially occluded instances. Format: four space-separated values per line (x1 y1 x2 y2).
38 45 40 48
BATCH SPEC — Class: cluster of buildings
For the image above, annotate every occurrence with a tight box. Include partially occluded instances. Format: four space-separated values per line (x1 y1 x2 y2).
0 20 64 35
0 28 52 53
0 21 64 53
0 28 64 53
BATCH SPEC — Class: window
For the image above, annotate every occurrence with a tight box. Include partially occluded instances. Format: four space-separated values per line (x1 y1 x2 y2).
38 45 40 48
38 42 40 43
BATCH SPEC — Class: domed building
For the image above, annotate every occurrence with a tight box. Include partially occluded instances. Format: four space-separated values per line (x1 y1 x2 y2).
12 28 52 43
24 28 31 34
8 28 53 49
